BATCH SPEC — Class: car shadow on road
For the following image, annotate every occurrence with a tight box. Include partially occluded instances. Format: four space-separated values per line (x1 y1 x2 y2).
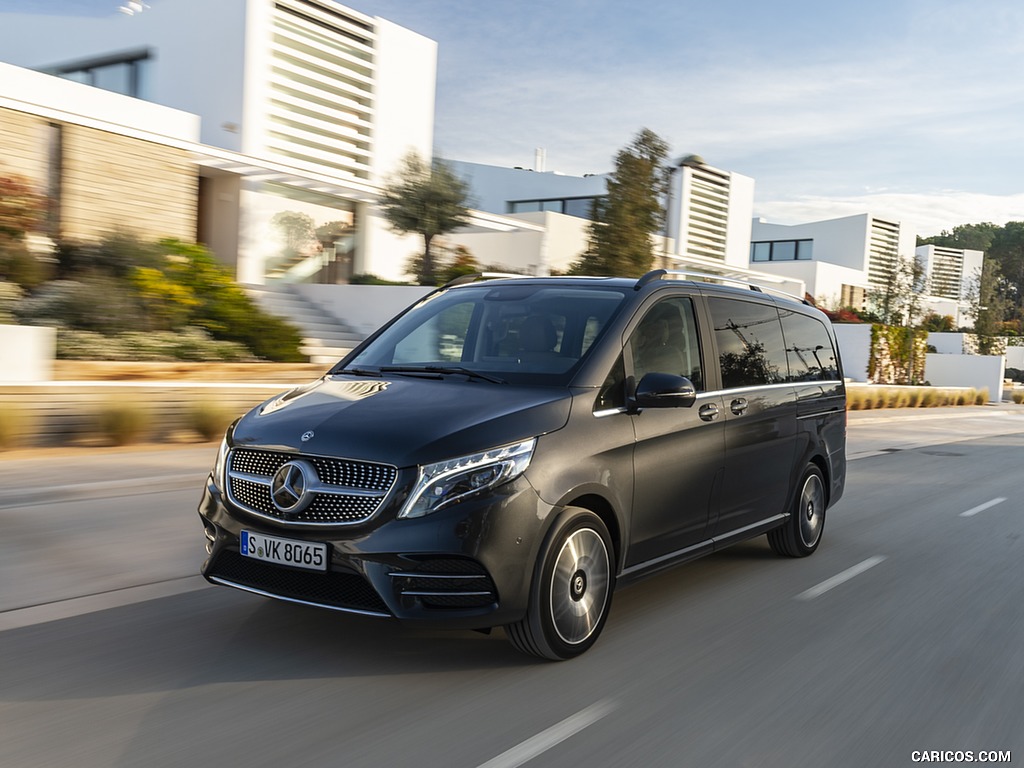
0 538 797 703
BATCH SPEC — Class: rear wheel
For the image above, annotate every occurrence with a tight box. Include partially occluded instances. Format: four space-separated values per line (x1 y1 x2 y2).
506 508 614 660
767 464 826 557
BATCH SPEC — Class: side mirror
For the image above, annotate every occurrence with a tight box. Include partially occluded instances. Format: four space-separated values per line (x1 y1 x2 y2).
634 372 697 408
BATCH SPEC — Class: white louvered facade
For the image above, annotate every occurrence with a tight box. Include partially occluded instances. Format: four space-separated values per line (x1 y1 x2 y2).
867 217 902 287
266 0 376 180
666 157 756 271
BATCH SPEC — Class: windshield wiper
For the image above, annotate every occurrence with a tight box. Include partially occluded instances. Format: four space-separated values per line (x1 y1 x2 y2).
379 365 506 384
334 366 383 377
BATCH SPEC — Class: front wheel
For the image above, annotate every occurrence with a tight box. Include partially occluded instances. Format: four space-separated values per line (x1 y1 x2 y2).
506 509 614 661
767 464 826 557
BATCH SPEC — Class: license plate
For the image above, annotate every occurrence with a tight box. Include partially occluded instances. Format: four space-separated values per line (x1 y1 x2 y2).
240 531 328 572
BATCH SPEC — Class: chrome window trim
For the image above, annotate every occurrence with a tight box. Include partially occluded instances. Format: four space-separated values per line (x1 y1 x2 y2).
712 380 843 397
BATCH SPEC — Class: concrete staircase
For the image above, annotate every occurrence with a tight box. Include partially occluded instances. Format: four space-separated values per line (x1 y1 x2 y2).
245 283 365 364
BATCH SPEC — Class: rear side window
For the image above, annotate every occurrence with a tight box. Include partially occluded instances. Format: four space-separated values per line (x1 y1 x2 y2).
779 309 840 381
707 297 788 389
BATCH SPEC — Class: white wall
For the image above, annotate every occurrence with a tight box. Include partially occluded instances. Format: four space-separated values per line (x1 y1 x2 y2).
293 285 433 336
1006 346 1024 369
928 332 968 355
723 172 755 270
925 354 1004 403
0 325 55 383
448 161 607 215
371 18 437 184
752 214 872 272
0 61 200 143
446 211 589 275
832 323 872 382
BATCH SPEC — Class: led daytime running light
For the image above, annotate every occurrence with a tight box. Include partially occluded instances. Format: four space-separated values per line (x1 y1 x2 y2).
399 439 536 518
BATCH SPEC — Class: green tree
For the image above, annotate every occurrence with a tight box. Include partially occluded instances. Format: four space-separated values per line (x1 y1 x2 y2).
572 128 670 277
918 222 999 252
987 221 1024 321
966 260 1010 354
379 153 472 286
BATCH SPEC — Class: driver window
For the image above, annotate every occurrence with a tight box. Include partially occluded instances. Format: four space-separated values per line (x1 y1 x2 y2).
630 297 703 390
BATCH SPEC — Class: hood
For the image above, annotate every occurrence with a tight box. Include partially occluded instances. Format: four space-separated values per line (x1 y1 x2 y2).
230 374 572 467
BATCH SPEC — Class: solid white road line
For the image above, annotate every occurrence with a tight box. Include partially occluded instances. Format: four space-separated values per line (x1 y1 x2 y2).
0 576 210 632
960 497 1007 518
796 556 887 601
476 699 617 768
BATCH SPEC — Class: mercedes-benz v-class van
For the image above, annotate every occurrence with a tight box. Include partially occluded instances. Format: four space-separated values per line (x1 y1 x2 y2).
198 270 847 660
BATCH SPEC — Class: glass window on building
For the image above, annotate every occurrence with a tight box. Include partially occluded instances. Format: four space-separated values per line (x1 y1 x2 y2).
751 242 771 262
564 197 597 218
92 62 132 95
772 241 797 261
244 182 358 285
510 201 541 214
796 240 813 260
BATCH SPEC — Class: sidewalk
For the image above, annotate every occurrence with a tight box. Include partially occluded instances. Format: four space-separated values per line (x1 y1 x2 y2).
846 403 1024 459
3 405 1023 507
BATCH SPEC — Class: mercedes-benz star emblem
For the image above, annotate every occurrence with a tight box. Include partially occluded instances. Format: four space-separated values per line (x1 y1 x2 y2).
270 460 315 514
301 430 315 442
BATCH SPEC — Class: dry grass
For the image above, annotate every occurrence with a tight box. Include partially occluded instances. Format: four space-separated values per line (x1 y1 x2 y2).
95 401 152 446
847 385 991 410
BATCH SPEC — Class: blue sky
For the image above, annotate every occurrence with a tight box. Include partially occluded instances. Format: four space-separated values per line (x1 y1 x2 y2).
2 0 1023 235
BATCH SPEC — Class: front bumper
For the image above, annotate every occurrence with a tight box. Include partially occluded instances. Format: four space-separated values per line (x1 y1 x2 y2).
198 473 550 630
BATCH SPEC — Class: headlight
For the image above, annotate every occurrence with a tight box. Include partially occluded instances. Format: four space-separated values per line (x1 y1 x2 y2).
398 439 536 519
211 435 230 493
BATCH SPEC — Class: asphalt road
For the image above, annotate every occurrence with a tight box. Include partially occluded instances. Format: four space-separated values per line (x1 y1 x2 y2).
1 408 1021 767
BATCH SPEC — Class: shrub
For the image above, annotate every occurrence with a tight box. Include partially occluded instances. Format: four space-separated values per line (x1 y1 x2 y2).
846 389 866 410
187 402 234 441
1013 391 1024 404
349 273 410 286
57 327 252 361
0 279 23 323
0 403 26 450
919 389 937 407
159 239 305 361
95 401 152 446
974 388 989 405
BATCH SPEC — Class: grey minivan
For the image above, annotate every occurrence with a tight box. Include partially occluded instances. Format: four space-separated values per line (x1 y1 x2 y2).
198 270 846 660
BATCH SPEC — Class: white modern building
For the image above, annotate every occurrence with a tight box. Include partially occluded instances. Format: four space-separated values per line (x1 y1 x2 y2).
914 245 984 327
0 0 437 284
749 213 918 310
446 156 801 294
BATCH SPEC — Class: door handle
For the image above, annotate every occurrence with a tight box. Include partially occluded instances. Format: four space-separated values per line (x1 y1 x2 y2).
730 398 748 415
698 403 720 422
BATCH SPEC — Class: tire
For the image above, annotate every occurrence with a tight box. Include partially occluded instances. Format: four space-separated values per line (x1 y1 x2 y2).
767 464 826 558
506 508 615 661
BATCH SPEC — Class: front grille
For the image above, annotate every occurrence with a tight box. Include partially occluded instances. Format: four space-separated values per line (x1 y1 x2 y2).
390 557 497 610
226 448 397 526
208 549 390 616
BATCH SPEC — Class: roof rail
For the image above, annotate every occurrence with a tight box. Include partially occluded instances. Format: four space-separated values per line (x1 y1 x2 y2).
443 271 532 288
635 269 810 305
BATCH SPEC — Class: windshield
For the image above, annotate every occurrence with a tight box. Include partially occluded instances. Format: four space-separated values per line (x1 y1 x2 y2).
340 283 628 385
